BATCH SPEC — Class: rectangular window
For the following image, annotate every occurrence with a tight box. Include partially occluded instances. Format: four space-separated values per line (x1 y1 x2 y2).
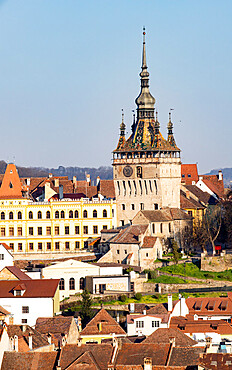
93 226 98 234
124 250 127 254
75 226 80 234
47 242 51 250
38 242 42 250
18 243 22 251
122 204 125 210
120 220 124 227
152 321 160 327
1 228 5 237
140 203 144 210
29 227 33 236
65 226 69 235
65 241 70 250
136 321 144 328
102 225 107 230
9 243 14 250
18 227 22 236
21 319 27 324
29 243 33 250
131 204 135 210
55 242 60 250
55 226 59 235
117 250 120 254
38 227 42 236
146 253 149 257
0 254 4 260
83 226 88 234
9 227 14 236
75 241 80 249
22 306 29 314
46 227 51 235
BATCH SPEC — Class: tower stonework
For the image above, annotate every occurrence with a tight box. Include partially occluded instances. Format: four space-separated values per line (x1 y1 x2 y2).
113 30 181 226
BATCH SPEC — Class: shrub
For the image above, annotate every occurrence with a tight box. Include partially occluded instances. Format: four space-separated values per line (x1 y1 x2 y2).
149 270 157 279
119 294 127 302
134 292 142 301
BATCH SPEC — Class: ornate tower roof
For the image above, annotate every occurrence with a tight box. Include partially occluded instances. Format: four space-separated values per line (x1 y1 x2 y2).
135 28 155 120
116 110 126 150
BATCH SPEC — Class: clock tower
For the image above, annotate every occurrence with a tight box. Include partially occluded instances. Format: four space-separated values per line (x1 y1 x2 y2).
113 30 181 226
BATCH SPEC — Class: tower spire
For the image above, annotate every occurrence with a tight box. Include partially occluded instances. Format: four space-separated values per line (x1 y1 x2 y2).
167 110 177 147
135 28 155 120
120 109 126 136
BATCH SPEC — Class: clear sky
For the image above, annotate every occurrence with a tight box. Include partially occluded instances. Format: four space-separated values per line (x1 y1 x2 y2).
0 0 231 174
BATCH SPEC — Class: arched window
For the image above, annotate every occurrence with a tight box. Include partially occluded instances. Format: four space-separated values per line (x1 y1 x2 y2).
93 210 97 218
18 211 22 220
28 211 33 219
75 210 79 218
55 211 59 219
37 211 42 219
103 209 107 218
83 210 87 218
69 278 75 290
69 210 73 219
1 212 5 220
61 211 65 219
46 211 50 219
9 212 13 220
79 277 85 290
59 278 65 291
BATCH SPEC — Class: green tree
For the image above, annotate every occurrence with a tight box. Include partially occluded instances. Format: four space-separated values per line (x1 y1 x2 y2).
79 289 93 328
171 239 181 264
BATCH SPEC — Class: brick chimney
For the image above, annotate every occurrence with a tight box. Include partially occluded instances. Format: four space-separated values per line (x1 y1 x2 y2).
144 357 152 370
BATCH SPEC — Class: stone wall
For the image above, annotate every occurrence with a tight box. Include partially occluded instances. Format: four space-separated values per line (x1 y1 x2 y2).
201 254 232 272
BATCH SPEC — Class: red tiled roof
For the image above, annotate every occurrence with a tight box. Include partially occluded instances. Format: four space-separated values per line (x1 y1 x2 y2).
201 177 224 199
81 308 126 336
0 164 23 199
170 316 232 335
141 236 158 248
139 209 192 222
199 353 232 369
110 225 148 244
181 164 199 185
0 243 13 251
180 191 205 210
1 351 57 370
0 279 59 298
1 266 31 280
59 343 113 370
186 296 232 316
143 328 197 347
99 180 115 198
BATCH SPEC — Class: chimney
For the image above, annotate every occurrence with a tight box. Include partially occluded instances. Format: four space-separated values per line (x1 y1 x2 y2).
144 357 152 370
54 178 59 187
218 170 223 181
21 325 27 333
143 309 147 315
180 297 186 316
129 303 135 313
186 190 190 199
49 173 53 178
56 360 61 370
73 176 77 190
168 295 172 312
14 335 18 352
26 178 30 186
47 333 52 344
59 185 63 200
28 333 33 350
169 337 176 347
77 316 82 332
86 174 90 184
96 176 100 187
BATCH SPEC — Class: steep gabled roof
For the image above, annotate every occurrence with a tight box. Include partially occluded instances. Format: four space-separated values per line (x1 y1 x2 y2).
81 308 126 336
6 325 49 351
0 163 23 199
110 224 148 244
98 179 115 199
0 266 31 280
181 164 199 185
143 328 197 347
59 344 113 370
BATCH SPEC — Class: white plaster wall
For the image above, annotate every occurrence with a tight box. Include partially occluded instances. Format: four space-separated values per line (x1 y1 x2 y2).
99 266 123 276
0 245 13 271
171 298 189 318
0 297 54 326
92 275 130 293
127 315 167 336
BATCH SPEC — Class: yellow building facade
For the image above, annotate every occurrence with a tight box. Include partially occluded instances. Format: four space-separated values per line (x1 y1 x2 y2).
0 197 117 255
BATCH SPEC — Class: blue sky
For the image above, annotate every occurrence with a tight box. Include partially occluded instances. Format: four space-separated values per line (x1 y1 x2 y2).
0 0 231 173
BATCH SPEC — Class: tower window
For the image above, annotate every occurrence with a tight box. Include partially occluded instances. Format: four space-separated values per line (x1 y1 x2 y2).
28 211 33 219
69 210 73 218
154 203 158 210
55 211 59 219
140 203 144 210
75 210 79 218
61 210 65 219
18 211 22 220
122 204 125 211
93 210 97 218
83 210 88 218
37 211 42 219
131 204 135 210
46 211 50 219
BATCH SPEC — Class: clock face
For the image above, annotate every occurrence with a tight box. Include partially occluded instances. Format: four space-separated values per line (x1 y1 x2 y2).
123 165 133 177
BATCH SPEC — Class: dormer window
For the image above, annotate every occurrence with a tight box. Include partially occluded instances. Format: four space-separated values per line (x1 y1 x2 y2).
15 290 22 296
9 182 13 188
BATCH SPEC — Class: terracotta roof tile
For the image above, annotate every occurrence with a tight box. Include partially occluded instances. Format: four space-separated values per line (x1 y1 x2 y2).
139 209 192 222
199 353 232 369
168 347 202 367
186 296 232 316
1 351 57 370
0 279 59 298
180 191 205 210
35 316 74 346
141 236 158 248
147 304 168 315
183 185 212 204
81 308 126 336
181 164 199 185
59 343 113 370
170 316 232 335
143 328 197 346
110 225 148 244
99 180 115 199
1 266 31 280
